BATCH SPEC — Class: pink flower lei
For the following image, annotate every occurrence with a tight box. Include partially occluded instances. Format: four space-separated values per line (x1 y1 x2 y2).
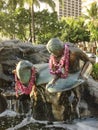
49 44 69 78
15 67 36 96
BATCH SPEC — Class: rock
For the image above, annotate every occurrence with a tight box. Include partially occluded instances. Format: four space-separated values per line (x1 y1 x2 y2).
0 94 7 113
86 77 98 100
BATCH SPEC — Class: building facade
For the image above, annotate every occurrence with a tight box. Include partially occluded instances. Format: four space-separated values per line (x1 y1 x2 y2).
54 0 81 18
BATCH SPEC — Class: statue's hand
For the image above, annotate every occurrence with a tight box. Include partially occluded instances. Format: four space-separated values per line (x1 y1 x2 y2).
79 61 93 80
49 79 56 85
48 75 59 88
78 73 82 79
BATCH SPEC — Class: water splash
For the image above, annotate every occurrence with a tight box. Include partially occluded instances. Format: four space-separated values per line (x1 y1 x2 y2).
0 109 17 117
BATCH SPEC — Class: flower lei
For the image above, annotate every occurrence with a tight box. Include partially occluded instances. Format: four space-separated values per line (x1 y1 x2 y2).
15 67 36 96
49 44 69 78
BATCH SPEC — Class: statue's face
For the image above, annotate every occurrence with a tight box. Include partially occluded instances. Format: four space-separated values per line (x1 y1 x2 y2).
51 50 63 57
17 68 31 85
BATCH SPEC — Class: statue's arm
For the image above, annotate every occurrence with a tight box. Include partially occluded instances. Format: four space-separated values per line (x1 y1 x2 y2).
77 49 95 64
76 50 94 79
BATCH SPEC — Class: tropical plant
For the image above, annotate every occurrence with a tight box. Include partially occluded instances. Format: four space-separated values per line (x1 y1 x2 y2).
16 0 64 43
91 63 98 80
19 0 56 43
0 0 5 10
83 2 98 43
34 10 61 44
60 17 90 44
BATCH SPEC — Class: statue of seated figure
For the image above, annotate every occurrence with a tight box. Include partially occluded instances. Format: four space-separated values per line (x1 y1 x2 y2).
46 38 94 92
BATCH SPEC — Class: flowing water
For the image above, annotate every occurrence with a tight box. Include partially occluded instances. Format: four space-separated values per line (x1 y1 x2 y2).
0 109 98 130
0 92 98 130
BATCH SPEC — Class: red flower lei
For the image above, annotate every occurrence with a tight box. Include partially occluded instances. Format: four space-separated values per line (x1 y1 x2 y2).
15 67 36 96
49 44 69 78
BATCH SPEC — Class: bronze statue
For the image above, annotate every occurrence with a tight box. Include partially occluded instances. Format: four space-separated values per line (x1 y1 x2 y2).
14 38 94 95
13 38 94 121
46 38 94 90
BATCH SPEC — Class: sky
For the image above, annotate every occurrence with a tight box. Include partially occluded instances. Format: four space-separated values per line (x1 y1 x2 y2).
34 3 52 12
26 0 97 13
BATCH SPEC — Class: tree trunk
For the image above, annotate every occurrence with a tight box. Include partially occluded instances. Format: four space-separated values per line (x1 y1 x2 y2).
29 7 32 43
31 3 35 43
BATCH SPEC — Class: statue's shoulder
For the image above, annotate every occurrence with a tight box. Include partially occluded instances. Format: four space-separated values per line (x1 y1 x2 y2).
65 42 80 53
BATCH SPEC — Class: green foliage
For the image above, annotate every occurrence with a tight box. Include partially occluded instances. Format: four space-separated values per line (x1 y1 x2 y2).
15 8 31 40
15 8 31 24
34 10 62 44
0 0 98 44
0 7 31 40
92 63 98 80
0 0 5 10
60 17 90 43
0 12 17 38
83 1 98 42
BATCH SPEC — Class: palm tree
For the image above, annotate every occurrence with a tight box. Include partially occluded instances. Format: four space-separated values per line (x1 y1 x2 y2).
83 2 98 43
6 0 64 43
21 0 56 43
19 0 64 43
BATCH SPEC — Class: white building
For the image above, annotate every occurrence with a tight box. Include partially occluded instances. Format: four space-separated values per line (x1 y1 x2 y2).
54 0 81 18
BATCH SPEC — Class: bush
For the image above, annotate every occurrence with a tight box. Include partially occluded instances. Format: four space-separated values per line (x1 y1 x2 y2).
91 63 98 80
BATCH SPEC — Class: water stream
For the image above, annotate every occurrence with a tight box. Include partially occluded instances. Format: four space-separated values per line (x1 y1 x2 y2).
0 109 98 130
0 98 98 130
